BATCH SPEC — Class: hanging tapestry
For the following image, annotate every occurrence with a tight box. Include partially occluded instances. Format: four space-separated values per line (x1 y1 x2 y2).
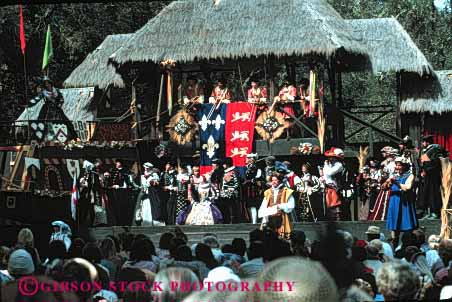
167 109 197 145
225 102 257 168
255 111 289 143
197 103 226 175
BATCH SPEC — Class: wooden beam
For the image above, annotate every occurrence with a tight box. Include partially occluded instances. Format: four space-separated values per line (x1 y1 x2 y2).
279 108 318 137
396 72 402 137
340 109 402 143
345 112 389 140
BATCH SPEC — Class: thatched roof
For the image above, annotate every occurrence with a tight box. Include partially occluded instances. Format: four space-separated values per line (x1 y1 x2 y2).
347 18 434 76
64 34 131 89
61 87 96 121
111 0 367 65
400 70 452 114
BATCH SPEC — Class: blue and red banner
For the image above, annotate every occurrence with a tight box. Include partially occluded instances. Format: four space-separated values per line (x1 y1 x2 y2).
197 102 257 176
225 103 257 168
197 103 226 175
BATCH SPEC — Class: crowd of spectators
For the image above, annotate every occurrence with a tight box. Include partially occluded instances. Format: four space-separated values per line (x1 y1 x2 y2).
0 224 451 301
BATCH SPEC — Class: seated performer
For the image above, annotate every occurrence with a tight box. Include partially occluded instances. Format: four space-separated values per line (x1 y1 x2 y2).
209 78 232 104
183 76 205 105
258 174 295 240
273 80 296 118
133 162 164 226
247 79 267 104
177 181 223 225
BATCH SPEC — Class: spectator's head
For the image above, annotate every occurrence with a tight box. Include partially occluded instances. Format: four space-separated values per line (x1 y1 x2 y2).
169 238 188 259
94 263 110 289
159 232 176 250
68 237 85 258
376 260 419 301
202 235 220 249
99 238 117 259
175 245 193 262
249 228 265 243
62 258 97 302
6 276 78 302
256 257 339 302
48 240 68 261
428 234 441 250
122 281 152 302
195 243 218 269
247 241 264 260
107 235 121 253
401 231 417 248
291 230 307 247
221 244 234 254
412 229 426 248
117 267 147 284
365 226 381 242
365 245 380 261
438 239 452 265
154 267 199 302
121 232 136 252
174 227 188 243
232 238 246 257
353 278 375 298
0 246 10 269
8 249 34 278
17 228 34 248
82 242 102 264
130 238 156 262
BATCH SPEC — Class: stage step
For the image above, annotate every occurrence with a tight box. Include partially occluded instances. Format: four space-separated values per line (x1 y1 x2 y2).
89 220 442 246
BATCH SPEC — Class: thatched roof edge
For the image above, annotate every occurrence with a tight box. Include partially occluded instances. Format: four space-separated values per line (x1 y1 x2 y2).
64 34 132 89
400 70 452 114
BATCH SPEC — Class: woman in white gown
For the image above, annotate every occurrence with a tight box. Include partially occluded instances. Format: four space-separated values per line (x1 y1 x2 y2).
177 182 223 225
134 163 165 226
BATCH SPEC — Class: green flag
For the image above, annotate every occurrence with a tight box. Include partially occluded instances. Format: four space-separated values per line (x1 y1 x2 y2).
42 25 53 71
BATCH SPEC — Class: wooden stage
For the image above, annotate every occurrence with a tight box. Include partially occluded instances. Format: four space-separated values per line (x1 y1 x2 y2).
89 220 442 245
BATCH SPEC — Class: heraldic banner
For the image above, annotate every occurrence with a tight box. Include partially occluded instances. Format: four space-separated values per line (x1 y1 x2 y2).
197 103 227 175
225 102 257 169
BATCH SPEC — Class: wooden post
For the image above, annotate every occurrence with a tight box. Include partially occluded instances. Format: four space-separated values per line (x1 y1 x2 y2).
156 73 165 140
368 127 374 158
395 72 402 137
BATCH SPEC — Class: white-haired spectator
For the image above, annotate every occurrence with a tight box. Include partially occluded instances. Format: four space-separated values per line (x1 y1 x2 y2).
376 260 420 300
426 235 441 269
202 234 223 262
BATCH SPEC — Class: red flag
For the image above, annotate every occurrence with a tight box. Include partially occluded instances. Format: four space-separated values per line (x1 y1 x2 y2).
225 102 257 167
19 5 26 55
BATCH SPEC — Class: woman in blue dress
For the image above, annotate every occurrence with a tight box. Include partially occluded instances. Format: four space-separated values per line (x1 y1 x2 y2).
387 157 418 244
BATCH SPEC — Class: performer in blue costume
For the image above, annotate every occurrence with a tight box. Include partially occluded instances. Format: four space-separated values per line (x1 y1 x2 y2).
386 156 418 245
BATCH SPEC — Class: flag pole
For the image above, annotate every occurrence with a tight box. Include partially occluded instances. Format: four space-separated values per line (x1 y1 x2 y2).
23 51 28 105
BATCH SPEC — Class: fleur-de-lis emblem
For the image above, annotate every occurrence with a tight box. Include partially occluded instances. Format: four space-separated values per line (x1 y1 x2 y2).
212 114 225 130
202 135 219 159
199 114 211 131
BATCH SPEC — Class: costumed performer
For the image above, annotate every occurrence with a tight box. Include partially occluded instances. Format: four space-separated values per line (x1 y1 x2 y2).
386 156 418 245
322 147 345 221
209 78 232 104
258 174 295 240
177 181 223 225
243 153 264 224
49 221 72 251
296 162 321 222
133 162 164 226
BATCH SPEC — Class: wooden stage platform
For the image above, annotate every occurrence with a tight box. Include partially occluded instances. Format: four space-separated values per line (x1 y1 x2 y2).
89 220 442 245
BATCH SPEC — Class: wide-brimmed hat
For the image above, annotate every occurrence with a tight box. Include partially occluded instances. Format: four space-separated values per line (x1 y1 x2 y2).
380 146 398 155
324 147 344 158
143 162 153 169
365 225 380 235
395 156 410 164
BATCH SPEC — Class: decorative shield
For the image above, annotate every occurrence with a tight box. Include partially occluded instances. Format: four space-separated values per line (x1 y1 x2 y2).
66 159 80 178
29 122 45 142
166 109 197 145
255 111 289 143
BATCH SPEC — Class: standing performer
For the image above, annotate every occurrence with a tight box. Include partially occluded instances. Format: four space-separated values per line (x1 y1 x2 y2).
209 78 233 104
209 158 224 199
133 163 164 226
178 182 223 225
419 135 443 220
264 156 276 187
175 165 190 220
322 147 345 220
110 159 135 226
188 166 203 201
296 163 321 222
386 157 418 245
243 153 264 224
218 158 240 224
162 161 178 225
368 147 398 221
79 160 98 226
356 166 378 221
183 76 205 105
247 79 267 108
258 174 295 240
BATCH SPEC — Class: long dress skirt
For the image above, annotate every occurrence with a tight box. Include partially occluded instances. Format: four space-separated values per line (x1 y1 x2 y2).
177 200 223 225
133 188 165 226
386 175 418 231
